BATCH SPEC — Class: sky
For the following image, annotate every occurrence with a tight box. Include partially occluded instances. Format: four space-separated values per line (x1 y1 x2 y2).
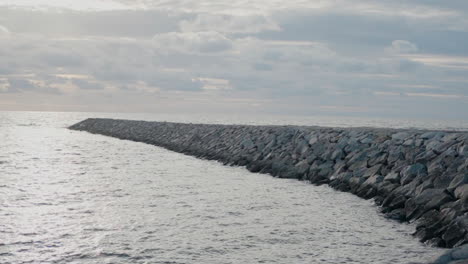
0 0 467 119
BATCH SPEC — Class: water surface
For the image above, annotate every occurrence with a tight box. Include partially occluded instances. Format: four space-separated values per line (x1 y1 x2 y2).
0 112 447 263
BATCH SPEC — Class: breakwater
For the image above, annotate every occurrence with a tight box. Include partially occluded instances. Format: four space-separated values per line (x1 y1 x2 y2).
69 119 468 260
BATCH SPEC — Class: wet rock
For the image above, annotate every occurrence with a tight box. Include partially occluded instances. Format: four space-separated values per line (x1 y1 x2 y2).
443 218 468 248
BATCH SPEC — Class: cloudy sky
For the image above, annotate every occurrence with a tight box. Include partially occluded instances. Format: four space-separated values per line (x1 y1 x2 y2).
0 0 467 119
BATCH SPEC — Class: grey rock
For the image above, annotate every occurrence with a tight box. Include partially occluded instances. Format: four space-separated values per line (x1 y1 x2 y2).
455 185 468 201
459 145 468 157
414 188 446 206
449 174 468 194
400 163 427 185
384 172 400 183
294 160 310 175
421 131 445 140
363 164 382 179
392 132 411 141
452 244 468 260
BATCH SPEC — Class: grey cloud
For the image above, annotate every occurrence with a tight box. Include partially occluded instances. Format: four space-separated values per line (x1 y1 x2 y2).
179 14 280 34
146 74 204 91
4 78 60 94
6 78 36 93
0 8 186 38
386 40 418 54
73 79 104 90
253 63 273 71
254 8 468 56
152 32 233 53
0 25 9 35
1 1 467 119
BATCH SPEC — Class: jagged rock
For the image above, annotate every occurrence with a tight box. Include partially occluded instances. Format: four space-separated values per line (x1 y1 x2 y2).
459 145 468 157
363 164 382 178
425 192 454 211
416 150 438 163
400 163 427 185
384 172 400 183
392 132 411 141
449 174 468 194
443 217 468 247
421 131 446 140
455 185 468 201
294 160 310 176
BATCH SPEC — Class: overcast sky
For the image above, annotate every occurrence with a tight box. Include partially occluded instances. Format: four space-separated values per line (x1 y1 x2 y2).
0 0 467 119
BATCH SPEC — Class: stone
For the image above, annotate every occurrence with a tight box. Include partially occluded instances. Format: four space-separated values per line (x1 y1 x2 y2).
400 163 427 185
414 188 446 206
459 145 468 157
384 172 400 183
449 174 468 195
425 192 454 211
294 160 310 176
392 132 411 141
452 244 468 260
455 185 468 201
416 150 437 163
330 149 345 161
421 131 445 140
241 138 255 149
363 164 382 178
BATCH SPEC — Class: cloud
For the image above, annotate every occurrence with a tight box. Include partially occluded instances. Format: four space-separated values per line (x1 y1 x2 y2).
0 25 9 36
6 78 36 93
0 1 468 119
386 40 419 54
72 79 104 90
180 14 280 34
152 31 233 53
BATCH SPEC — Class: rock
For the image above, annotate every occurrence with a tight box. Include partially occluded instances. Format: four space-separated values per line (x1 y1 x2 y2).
455 185 468 201
241 138 255 149
459 145 468 157
330 149 345 161
443 218 468 247
415 179 434 196
294 160 310 176
425 192 454 211
415 188 446 206
435 172 458 189
416 150 438 163
384 172 400 183
385 208 406 221
348 159 368 172
421 131 445 140
363 164 382 178
400 163 427 185
449 174 468 194
452 244 468 260
392 132 411 141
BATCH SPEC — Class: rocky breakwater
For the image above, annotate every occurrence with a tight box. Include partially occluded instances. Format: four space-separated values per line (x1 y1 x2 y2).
70 119 468 258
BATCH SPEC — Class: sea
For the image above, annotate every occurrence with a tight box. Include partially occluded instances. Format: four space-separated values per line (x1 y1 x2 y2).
2 111 467 264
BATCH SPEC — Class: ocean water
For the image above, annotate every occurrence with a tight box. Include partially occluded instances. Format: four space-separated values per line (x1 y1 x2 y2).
0 111 459 264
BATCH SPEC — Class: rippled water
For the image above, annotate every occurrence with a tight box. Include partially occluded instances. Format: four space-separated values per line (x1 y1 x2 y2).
0 111 449 264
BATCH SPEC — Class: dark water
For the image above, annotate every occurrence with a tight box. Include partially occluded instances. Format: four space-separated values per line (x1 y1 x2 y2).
0 111 448 263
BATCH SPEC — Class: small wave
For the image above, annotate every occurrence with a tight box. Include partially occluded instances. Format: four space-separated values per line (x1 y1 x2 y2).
17 123 39 127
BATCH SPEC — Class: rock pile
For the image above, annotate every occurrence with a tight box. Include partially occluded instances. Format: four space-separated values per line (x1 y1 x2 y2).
70 118 468 261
